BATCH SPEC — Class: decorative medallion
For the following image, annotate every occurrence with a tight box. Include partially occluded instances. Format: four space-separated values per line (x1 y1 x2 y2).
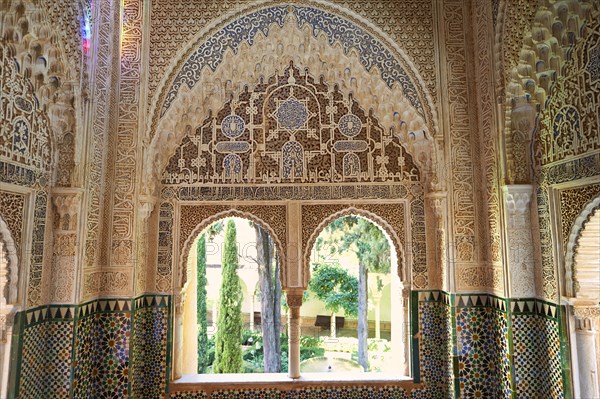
221 115 245 138
276 98 308 131
338 114 362 138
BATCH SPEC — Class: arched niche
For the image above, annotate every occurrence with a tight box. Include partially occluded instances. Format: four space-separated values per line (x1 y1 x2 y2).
565 195 600 299
301 205 411 375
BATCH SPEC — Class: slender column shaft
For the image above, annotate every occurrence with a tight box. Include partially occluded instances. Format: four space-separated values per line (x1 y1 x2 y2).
288 306 301 378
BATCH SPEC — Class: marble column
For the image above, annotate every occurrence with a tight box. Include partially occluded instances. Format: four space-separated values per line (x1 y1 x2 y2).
286 289 304 379
574 305 600 399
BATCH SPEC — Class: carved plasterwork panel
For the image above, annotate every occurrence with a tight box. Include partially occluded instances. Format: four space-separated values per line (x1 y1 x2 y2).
84 0 118 269
148 0 436 111
559 184 600 248
27 190 48 307
162 64 420 187
1 1 82 189
502 3 598 188
156 202 175 292
0 192 25 254
441 0 482 289
50 191 82 303
539 20 600 165
83 269 133 299
472 0 502 264
107 0 144 275
457 266 502 292
147 2 439 196
504 186 536 298
495 0 538 99
0 45 52 185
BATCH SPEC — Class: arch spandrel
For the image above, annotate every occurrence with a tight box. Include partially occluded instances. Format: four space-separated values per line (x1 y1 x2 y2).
146 1 439 194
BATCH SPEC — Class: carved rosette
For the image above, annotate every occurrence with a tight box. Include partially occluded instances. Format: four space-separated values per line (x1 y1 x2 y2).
504 185 536 298
50 190 82 303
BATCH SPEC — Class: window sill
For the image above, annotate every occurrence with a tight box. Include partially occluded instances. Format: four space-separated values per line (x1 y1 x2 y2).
170 373 418 393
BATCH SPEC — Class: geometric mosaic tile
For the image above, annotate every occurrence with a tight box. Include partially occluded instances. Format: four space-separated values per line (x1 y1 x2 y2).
18 322 48 399
168 386 412 399
12 292 567 399
511 313 564 398
511 298 565 398
414 291 452 399
17 306 75 399
455 296 512 399
456 307 497 398
131 295 170 398
72 311 131 398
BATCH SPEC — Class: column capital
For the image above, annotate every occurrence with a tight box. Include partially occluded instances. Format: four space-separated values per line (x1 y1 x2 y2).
285 288 304 308
574 305 600 332
574 305 600 319
51 189 82 225
503 185 533 215
426 191 447 221
138 195 157 222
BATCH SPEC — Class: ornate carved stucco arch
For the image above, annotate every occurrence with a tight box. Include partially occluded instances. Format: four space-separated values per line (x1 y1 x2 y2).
564 195 600 298
302 207 407 286
177 209 287 291
0 216 19 307
145 0 439 194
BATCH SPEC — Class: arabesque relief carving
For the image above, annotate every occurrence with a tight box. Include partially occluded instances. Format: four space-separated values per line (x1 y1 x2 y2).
146 2 439 197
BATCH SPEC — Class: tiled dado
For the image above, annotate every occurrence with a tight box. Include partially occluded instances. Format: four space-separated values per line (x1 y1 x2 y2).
10 295 170 399
10 292 568 399
413 292 568 399
168 386 411 398
454 295 511 399
511 299 570 399
412 291 453 399
11 305 76 399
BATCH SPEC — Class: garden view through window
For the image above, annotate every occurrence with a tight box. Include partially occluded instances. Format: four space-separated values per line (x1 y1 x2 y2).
180 215 400 375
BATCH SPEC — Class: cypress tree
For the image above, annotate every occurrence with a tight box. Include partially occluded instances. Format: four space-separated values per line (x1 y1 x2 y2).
213 219 243 373
196 234 208 373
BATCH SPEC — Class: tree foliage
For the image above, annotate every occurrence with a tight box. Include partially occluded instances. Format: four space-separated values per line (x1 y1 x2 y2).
308 262 358 316
196 234 209 373
213 219 243 373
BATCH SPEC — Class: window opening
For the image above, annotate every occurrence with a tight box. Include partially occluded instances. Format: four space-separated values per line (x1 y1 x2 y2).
302 215 401 374
181 217 285 374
